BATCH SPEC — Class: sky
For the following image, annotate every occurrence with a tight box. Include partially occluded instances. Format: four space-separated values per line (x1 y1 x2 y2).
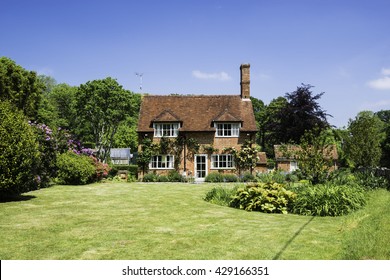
1 0 390 128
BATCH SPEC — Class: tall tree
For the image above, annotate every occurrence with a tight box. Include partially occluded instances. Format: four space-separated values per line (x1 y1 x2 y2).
250 96 266 147
262 96 289 156
38 83 78 129
345 111 385 168
113 92 142 152
281 84 330 143
375 110 390 167
75 77 135 162
0 57 45 119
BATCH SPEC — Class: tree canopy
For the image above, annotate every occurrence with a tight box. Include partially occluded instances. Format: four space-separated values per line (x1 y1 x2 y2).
345 111 385 168
0 57 45 119
74 77 136 162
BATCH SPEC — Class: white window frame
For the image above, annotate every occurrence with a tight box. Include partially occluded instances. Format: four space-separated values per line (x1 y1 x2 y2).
215 123 240 137
153 123 180 137
290 161 298 172
211 154 235 169
150 155 174 169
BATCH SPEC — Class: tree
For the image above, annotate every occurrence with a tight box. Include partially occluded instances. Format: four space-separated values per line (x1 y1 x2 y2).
375 110 390 167
0 57 45 119
75 77 135 162
295 128 335 184
113 92 142 152
261 96 289 156
344 111 385 168
0 102 40 198
281 84 330 143
37 83 78 129
223 141 261 175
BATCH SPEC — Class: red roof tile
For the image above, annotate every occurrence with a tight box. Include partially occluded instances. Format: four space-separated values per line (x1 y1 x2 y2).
137 95 258 133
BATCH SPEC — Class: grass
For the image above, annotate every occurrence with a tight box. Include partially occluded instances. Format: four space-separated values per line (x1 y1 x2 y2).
0 182 389 260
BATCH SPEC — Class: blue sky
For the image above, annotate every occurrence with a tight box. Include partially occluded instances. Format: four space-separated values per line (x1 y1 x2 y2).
1 0 390 127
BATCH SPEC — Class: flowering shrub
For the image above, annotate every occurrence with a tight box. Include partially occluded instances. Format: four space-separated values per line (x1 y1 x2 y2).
90 156 111 180
223 141 261 175
29 122 57 188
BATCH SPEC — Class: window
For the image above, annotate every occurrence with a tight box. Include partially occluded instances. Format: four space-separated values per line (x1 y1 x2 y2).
150 155 174 169
211 154 235 169
215 123 240 137
290 161 298 172
153 123 180 137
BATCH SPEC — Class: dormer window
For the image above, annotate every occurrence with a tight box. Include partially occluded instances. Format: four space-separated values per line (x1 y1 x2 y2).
153 123 180 137
215 123 240 137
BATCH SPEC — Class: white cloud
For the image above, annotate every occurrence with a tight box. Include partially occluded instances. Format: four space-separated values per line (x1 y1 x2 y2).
192 70 231 81
381 68 390 76
367 68 390 90
368 76 390 90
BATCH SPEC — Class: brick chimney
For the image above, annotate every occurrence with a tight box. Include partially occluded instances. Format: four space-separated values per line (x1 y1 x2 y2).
240 63 250 99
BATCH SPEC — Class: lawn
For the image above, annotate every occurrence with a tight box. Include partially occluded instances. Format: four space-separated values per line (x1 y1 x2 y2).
0 182 389 260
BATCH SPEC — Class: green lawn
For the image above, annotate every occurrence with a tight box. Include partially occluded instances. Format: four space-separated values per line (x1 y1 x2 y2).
0 182 389 260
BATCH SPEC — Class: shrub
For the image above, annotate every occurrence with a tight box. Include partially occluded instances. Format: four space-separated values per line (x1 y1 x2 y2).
240 172 255 182
223 174 239 182
205 172 239 182
157 175 169 182
168 170 183 182
109 164 138 178
0 102 41 197
230 182 296 214
142 173 158 182
56 152 96 185
291 184 366 216
205 172 224 182
256 171 286 184
355 170 389 190
90 157 111 181
204 186 239 206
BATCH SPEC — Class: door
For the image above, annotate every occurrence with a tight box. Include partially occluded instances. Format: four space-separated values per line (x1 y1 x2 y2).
195 155 207 180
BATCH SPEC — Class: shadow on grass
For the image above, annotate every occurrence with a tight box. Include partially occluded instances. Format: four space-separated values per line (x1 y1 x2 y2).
0 195 36 203
273 216 315 260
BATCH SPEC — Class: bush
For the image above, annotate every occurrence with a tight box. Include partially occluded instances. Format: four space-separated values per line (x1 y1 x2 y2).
0 102 41 197
205 172 224 182
205 172 239 182
157 175 169 182
256 171 286 184
109 164 138 178
240 172 255 182
230 182 296 214
204 186 238 206
355 170 389 190
142 173 158 182
223 174 239 182
168 170 183 182
291 184 366 216
56 152 96 185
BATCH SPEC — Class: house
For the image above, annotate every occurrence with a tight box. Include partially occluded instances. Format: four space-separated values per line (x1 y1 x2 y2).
137 64 263 180
274 144 338 172
110 148 132 165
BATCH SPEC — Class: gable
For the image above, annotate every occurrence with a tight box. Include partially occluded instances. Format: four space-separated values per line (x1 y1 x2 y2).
152 110 181 123
137 95 258 133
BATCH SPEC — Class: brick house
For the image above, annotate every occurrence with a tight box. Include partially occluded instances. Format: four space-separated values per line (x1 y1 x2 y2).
274 144 339 172
137 64 266 180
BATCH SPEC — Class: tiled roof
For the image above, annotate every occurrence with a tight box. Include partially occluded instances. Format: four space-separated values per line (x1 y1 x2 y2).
137 95 258 133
